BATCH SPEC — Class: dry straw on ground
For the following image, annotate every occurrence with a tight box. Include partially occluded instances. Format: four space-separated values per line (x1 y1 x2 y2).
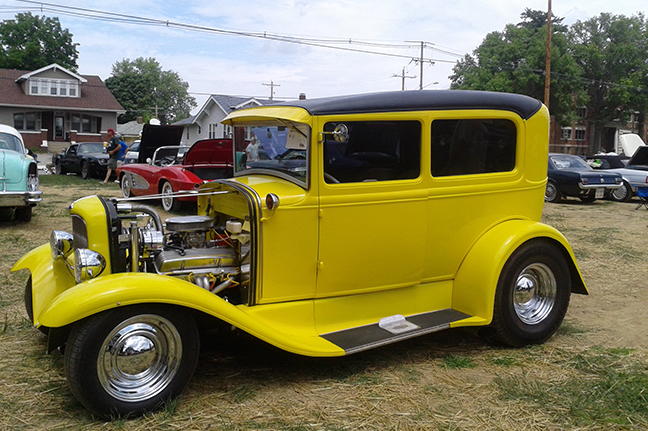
0 177 646 430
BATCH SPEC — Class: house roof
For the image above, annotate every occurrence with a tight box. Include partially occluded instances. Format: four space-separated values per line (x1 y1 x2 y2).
15 63 87 84
0 67 123 112
175 94 274 126
116 120 144 138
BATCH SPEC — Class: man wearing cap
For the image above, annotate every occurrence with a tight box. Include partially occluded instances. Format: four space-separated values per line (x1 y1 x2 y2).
103 128 120 184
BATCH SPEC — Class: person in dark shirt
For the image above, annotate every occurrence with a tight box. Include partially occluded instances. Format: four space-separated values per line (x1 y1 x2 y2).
103 128 120 184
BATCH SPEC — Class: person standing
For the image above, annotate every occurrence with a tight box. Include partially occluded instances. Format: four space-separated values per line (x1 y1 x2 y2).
103 128 120 184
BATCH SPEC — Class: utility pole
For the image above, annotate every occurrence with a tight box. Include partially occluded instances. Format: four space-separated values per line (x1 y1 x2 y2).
391 68 416 90
263 80 280 101
544 0 552 109
405 41 435 90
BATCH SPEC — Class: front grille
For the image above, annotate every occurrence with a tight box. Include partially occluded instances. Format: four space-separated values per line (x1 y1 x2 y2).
72 214 88 249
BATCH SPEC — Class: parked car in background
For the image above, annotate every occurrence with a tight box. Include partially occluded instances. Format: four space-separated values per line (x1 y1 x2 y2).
15 90 588 418
546 153 622 203
0 124 41 221
117 138 233 211
53 142 111 179
126 139 140 163
586 154 648 202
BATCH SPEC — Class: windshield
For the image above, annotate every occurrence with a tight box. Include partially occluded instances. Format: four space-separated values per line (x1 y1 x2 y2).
550 155 590 170
79 142 105 154
234 121 310 187
0 132 24 153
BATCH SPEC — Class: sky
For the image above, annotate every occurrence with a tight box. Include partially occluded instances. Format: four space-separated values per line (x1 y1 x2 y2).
0 0 646 115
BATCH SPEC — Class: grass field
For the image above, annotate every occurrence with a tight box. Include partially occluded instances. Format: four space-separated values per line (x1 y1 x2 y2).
1 174 647 430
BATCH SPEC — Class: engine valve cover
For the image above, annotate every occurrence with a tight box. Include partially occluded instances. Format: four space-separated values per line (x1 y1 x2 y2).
154 247 237 275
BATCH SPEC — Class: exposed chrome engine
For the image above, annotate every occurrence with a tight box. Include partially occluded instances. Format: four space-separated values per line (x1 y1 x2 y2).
115 202 250 303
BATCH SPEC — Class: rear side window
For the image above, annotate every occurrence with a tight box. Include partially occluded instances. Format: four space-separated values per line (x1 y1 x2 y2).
323 121 421 183
431 119 516 177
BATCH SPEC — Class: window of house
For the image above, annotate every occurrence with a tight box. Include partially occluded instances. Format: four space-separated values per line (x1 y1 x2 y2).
13 113 24 130
431 119 516 177
29 78 79 97
561 127 572 140
323 120 421 183
577 107 587 119
197 125 202 135
224 125 233 138
575 128 586 141
31 81 39 94
71 115 81 132
209 123 218 139
13 112 39 131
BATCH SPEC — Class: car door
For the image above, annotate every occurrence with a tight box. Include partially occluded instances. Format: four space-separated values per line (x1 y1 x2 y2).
61 144 79 173
315 119 427 299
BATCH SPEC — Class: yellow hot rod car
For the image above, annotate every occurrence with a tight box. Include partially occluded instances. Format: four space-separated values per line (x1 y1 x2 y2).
14 90 587 417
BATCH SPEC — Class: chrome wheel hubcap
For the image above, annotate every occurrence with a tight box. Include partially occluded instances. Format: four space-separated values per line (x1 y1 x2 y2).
97 314 182 402
513 263 556 325
162 183 173 210
121 177 131 197
545 184 557 201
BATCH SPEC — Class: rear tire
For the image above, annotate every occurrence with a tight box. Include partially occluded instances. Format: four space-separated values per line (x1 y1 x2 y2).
545 181 561 203
491 240 571 347
610 181 632 202
161 181 181 212
64 304 199 418
54 160 65 175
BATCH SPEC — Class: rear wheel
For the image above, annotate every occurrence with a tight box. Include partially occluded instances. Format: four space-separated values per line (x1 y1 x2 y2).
64 304 199 418
610 181 632 202
80 161 90 179
491 240 571 347
545 181 561 203
161 181 181 212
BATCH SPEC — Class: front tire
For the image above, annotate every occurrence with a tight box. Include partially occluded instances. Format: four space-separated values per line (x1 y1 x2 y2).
545 181 561 203
491 240 571 347
15 206 32 222
64 304 199 418
54 160 65 175
161 181 181 212
80 161 90 180
121 174 133 198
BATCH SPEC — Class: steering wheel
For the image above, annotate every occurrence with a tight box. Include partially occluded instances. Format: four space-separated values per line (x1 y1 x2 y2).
158 156 175 167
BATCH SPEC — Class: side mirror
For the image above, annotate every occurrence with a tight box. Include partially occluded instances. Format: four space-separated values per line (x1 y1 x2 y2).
146 157 152 165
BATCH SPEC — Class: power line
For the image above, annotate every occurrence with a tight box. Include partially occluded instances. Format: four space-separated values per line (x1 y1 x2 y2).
14 0 461 65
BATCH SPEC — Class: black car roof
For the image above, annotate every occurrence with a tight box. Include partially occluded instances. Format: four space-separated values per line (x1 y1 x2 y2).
274 90 543 120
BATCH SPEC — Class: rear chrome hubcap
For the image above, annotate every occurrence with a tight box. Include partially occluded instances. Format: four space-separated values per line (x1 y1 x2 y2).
513 263 556 325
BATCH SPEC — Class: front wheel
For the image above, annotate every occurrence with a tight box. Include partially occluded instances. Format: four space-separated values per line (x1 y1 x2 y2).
64 304 199 418
161 181 181 212
54 160 65 175
491 240 571 347
80 161 90 180
121 175 133 198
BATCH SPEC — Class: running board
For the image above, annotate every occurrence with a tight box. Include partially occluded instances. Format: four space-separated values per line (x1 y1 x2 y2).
321 309 471 355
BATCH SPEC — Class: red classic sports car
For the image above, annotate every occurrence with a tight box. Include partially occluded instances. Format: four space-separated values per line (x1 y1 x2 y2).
116 137 233 211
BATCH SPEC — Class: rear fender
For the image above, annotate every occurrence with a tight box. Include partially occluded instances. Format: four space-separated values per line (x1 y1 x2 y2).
452 220 587 325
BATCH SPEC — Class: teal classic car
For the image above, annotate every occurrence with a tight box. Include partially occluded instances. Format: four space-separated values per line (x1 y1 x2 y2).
0 124 42 221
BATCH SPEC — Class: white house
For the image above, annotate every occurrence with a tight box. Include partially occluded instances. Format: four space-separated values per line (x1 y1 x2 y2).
174 94 275 146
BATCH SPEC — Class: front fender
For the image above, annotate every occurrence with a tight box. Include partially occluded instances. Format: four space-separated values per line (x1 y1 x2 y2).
32 271 342 357
452 220 587 325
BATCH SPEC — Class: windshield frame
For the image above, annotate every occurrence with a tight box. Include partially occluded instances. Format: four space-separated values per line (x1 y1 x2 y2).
234 120 311 189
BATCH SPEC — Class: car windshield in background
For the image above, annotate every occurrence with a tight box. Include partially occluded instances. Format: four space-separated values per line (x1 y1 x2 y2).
79 143 105 154
550 155 590 170
235 122 310 187
0 132 24 152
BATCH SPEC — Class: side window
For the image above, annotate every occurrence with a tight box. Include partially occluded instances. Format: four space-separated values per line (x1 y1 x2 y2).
431 119 516 177
323 121 421 183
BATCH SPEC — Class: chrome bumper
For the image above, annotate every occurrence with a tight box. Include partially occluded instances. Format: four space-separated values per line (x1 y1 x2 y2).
0 190 43 206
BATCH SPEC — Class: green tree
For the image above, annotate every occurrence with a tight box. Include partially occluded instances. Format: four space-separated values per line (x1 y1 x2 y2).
450 9 584 124
569 13 648 148
105 57 196 124
0 12 78 71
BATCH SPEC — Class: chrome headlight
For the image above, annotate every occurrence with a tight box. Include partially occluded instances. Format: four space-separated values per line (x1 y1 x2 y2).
74 248 106 283
98 158 108 165
50 231 74 260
